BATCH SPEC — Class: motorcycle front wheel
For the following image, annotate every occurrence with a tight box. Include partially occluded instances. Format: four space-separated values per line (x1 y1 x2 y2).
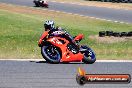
33 1 40 7
41 45 61 64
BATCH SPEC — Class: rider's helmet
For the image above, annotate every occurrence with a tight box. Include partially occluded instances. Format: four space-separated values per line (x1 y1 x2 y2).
44 20 55 31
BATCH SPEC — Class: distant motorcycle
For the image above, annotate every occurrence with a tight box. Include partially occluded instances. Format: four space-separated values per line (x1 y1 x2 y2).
33 0 49 8
38 30 96 64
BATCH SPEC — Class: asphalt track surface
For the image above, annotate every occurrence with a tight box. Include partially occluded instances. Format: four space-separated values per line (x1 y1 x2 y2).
0 60 132 88
0 0 132 23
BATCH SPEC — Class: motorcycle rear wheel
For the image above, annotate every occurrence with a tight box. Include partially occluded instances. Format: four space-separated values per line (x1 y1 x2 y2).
82 46 96 64
41 45 61 64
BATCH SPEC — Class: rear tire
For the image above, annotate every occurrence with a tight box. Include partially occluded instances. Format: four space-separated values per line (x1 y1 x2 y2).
99 31 106 37
81 46 96 64
120 32 127 37
83 54 96 64
127 31 132 37
113 32 120 37
106 31 113 37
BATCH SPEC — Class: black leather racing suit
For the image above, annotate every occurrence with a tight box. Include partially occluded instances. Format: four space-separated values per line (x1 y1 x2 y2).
48 28 74 42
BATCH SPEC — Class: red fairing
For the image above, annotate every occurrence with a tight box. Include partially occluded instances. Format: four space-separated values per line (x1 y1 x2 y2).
38 31 49 45
46 37 83 62
74 34 84 41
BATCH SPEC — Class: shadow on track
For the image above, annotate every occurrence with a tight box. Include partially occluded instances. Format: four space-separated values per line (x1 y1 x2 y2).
29 61 85 64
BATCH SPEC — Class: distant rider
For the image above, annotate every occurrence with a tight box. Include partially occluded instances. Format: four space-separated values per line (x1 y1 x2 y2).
38 0 47 4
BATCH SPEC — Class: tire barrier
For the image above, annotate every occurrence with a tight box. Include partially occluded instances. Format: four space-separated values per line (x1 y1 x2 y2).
106 31 113 36
99 31 105 37
99 31 132 37
120 32 128 37
113 32 120 37
127 31 132 37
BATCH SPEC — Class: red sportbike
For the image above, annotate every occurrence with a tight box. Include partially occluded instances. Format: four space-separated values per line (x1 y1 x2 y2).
38 30 96 64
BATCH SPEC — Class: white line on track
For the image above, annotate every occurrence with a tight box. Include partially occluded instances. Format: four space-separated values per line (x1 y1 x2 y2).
0 59 43 61
96 60 132 62
0 59 132 62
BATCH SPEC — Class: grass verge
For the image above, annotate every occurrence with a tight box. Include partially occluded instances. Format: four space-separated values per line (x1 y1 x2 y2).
0 3 132 59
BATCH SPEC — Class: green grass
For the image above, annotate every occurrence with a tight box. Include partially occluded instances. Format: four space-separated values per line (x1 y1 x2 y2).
0 8 132 59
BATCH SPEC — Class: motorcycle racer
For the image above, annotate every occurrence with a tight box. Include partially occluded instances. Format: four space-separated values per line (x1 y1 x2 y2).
44 20 74 42
38 0 47 4
33 0 48 7
38 21 96 64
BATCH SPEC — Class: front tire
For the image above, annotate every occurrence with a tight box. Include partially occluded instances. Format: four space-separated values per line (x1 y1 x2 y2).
41 45 61 64
33 1 40 7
